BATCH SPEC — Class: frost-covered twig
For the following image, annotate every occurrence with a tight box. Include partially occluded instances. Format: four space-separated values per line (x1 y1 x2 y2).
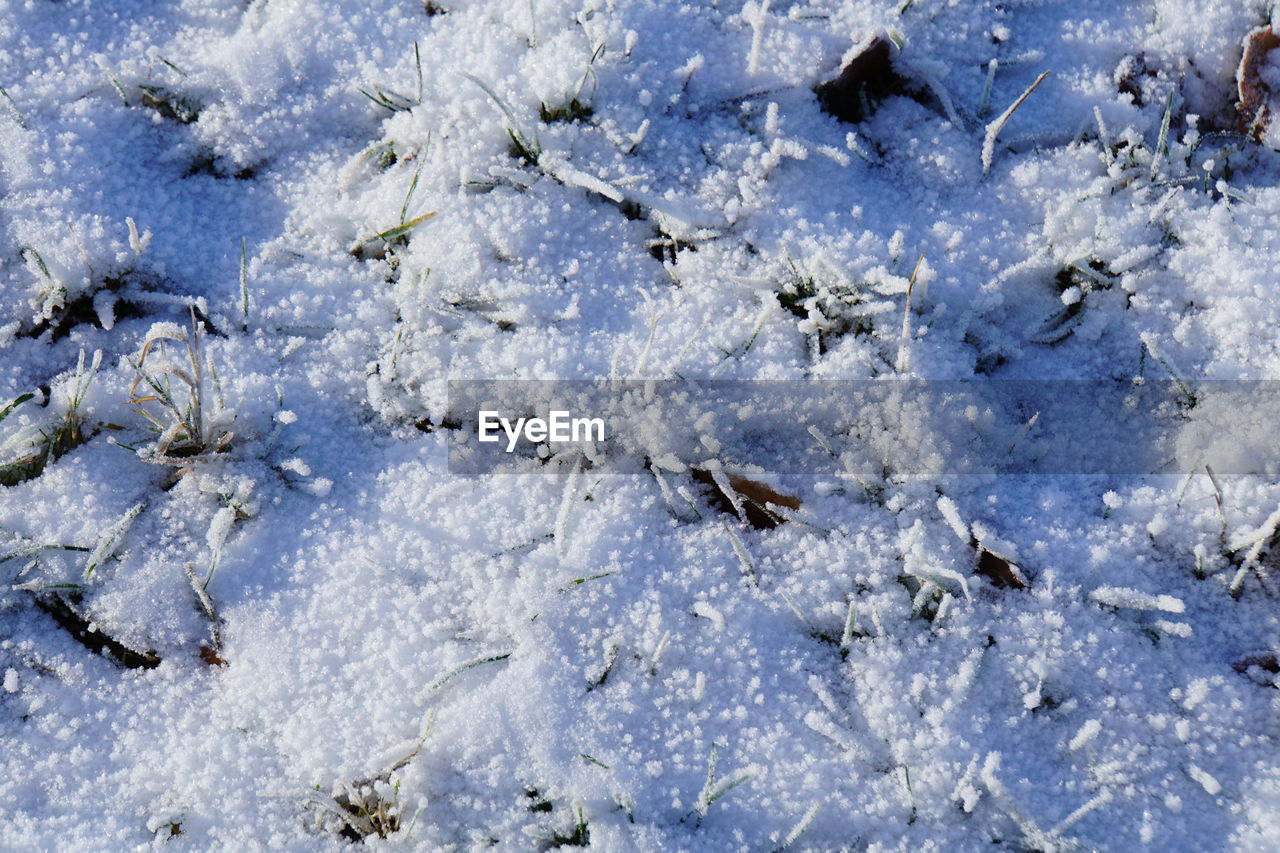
0 85 26 128
185 561 223 660
554 454 583 555
773 802 820 851
981 70 1049 174
746 0 772 76
895 253 925 373
722 519 757 583
690 743 755 820
238 237 249 331
1150 90 1175 179
978 59 997 118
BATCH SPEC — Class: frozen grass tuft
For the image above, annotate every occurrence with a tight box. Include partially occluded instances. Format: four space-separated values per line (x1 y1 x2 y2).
126 311 232 466
0 350 100 487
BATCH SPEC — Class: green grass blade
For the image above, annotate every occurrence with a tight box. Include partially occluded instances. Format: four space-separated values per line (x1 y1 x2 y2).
0 392 34 425
371 211 437 243
400 154 425 225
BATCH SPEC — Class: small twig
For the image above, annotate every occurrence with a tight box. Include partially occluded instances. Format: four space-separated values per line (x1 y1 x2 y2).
239 237 249 331
895 253 926 373
186 562 224 661
1141 336 1196 407
1205 464 1227 530
977 59 997 118
839 600 858 650
185 307 204 445
746 0 772 76
1150 89 1175 179
981 70 1049 174
0 85 27 128
722 519 757 584
773 802 821 852
413 41 423 104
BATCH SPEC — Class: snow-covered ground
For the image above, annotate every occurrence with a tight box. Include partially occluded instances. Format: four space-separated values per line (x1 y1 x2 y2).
2 0 1280 850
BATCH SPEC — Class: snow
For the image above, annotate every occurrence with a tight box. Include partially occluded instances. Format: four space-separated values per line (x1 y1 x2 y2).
1 0 1280 850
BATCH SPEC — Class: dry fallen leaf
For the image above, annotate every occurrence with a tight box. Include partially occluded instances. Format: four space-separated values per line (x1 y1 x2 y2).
1233 653 1279 674
815 37 910 124
692 468 801 530
1237 25 1280 140
1233 653 1279 688
974 541 1028 590
198 644 228 667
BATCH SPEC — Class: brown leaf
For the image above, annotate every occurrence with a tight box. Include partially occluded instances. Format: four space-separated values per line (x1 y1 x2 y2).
1233 653 1279 688
815 37 911 124
726 475 801 511
974 543 1028 590
198 644 228 667
33 593 162 669
691 468 801 530
1232 653 1279 674
1237 25 1280 140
